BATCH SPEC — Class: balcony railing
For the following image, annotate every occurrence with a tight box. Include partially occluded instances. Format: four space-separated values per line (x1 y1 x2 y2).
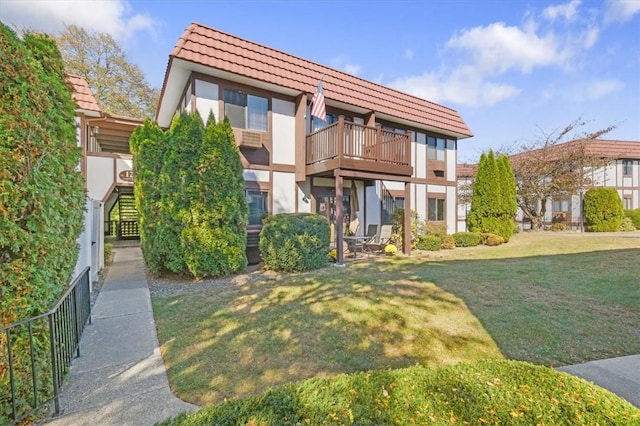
306 116 412 176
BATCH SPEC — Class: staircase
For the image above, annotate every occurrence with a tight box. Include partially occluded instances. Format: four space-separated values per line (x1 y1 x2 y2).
118 193 139 239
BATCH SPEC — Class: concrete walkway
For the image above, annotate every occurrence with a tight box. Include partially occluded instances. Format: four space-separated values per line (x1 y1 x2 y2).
558 354 640 408
46 247 197 426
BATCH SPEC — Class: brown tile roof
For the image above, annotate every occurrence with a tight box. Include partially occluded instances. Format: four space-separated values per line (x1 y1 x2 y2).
67 74 101 114
581 139 640 159
457 163 478 177
161 22 472 138
510 139 640 163
458 139 640 177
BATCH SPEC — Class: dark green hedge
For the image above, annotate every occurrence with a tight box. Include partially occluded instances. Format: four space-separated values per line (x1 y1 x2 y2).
584 188 624 232
159 360 638 426
452 232 482 247
259 213 329 272
1 24 85 422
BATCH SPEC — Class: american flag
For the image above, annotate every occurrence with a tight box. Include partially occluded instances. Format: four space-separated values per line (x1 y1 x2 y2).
311 81 326 121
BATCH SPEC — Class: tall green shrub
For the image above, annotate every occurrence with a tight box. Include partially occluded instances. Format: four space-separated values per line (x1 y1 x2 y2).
467 151 516 241
260 214 329 272
131 112 248 278
584 188 624 232
180 116 248 277
130 119 166 272
1 24 85 422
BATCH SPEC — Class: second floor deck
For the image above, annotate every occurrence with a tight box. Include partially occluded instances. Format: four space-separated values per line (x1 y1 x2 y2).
305 116 413 177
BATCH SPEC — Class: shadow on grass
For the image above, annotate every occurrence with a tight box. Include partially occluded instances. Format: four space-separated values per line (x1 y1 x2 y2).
153 260 501 405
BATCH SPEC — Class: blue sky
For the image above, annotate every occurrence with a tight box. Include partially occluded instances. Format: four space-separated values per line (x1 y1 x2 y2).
2 0 639 162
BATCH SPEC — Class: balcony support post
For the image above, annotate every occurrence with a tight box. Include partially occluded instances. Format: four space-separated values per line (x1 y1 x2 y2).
335 171 344 265
403 181 411 255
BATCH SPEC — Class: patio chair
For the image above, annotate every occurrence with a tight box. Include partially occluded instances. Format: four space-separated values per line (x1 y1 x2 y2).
367 224 393 253
361 224 378 253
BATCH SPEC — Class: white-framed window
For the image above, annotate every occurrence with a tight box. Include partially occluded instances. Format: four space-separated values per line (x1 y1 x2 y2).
224 89 268 132
428 197 445 221
623 159 633 176
553 199 570 212
427 136 446 161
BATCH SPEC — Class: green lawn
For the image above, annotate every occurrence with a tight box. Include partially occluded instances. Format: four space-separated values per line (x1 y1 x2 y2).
152 232 640 406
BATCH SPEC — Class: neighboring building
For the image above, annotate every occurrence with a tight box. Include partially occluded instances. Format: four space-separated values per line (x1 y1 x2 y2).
68 75 142 283
156 22 473 259
457 140 640 231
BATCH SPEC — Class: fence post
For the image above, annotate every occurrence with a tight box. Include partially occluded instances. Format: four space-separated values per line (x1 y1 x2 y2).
48 315 60 415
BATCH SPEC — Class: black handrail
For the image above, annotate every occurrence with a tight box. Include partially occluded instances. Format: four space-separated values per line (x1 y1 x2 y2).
1 267 91 424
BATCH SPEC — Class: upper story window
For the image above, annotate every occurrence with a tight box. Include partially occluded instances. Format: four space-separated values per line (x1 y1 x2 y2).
623 159 633 176
224 89 268 132
311 112 345 132
427 137 446 161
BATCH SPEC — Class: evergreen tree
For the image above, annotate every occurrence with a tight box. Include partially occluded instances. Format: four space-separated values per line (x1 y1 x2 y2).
1 24 85 420
130 119 166 272
467 150 516 241
131 111 248 278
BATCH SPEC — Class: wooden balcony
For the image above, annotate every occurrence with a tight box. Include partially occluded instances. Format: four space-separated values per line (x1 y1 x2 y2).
305 116 413 177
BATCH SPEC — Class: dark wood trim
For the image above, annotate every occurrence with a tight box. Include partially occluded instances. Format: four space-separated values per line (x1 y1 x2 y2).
244 181 270 190
271 163 296 173
295 93 307 182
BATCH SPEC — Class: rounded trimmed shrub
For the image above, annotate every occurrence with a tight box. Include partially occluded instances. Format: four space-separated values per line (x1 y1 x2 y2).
260 213 329 272
441 235 455 250
415 235 442 251
453 232 482 247
159 360 639 426
481 233 505 246
584 187 624 232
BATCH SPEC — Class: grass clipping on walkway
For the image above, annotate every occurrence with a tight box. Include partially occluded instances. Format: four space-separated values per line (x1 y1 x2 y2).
159 360 639 425
153 262 501 406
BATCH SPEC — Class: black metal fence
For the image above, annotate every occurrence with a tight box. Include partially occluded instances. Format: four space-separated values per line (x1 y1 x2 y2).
1 267 91 424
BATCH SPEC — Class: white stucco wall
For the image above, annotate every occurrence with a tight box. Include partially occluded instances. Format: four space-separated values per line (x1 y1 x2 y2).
272 171 296 214
446 140 456 182
272 98 296 165
366 184 381 229
446 186 456 234
194 80 219 123
297 179 311 213
87 156 114 201
415 134 426 179
415 183 426 220
243 169 270 182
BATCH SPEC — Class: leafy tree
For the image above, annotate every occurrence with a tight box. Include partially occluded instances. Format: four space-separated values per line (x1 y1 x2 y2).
54 25 158 118
584 188 624 232
1 23 85 421
467 150 516 241
510 118 614 230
